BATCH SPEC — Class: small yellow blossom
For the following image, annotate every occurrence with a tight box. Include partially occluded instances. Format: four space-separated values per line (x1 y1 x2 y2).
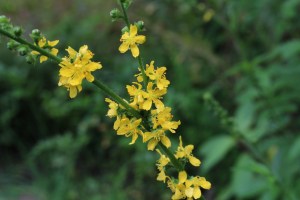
151 107 181 133
144 129 171 150
116 117 143 145
119 24 146 58
175 136 201 167
31 36 59 63
168 171 211 200
126 82 144 108
136 61 170 90
105 98 119 118
58 45 102 98
156 149 170 183
142 82 166 111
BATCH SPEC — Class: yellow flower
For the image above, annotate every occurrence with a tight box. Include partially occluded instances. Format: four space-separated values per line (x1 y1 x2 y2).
142 82 166 111
175 136 201 167
126 82 144 108
58 45 102 98
156 149 170 183
31 36 59 63
119 25 146 58
105 98 119 118
144 129 171 150
168 171 211 200
151 107 181 133
136 61 170 90
116 117 142 145
185 176 211 199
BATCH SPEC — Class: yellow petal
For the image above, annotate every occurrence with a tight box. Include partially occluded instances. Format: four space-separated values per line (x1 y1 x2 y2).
147 139 158 151
69 86 77 98
86 62 102 71
119 42 129 53
189 156 201 167
38 37 46 47
31 51 40 55
193 186 201 199
130 24 138 36
130 44 139 58
48 40 59 47
85 73 94 82
66 46 77 57
129 133 139 145
40 56 48 63
199 178 211 189
60 67 74 77
135 35 146 44
185 187 194 198
142 99 152 110
178 171 187 184
51 48 59 56
161 136 171 148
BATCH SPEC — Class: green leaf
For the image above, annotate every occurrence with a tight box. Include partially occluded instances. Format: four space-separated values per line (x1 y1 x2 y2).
200 135 235 172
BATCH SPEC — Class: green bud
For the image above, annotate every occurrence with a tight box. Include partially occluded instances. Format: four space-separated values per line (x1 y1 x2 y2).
121 26 129 34
110 8 122 21
26 54 36 64
31 29 40 36
135 21 145 31
30 29 42 43
17 46 28 56
7 40 19 50
120 0 133 9
0 15 10 24
13 26 23 37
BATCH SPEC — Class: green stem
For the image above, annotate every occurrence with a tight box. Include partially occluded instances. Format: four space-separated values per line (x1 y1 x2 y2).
138 55 148 88
117 1 184 172
158 143 184 171
119 0 130 28
0 28 62 63
93 79 141 118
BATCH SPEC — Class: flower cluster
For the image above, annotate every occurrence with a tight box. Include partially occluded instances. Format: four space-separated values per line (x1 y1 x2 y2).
31 36 59 63
167 171 211 200
104 26 211 198
58 45 102 98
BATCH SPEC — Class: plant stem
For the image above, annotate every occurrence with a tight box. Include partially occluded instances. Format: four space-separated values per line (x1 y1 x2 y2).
138 55 148 88
158 143 184 171
93 80 141 118
119 0 130 28
117 0 184 172
0 28 62 63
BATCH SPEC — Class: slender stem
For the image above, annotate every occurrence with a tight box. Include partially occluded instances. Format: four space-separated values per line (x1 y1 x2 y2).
117 1 184 172
93 79 141 118
158 143 184 171
138 55 148 88
119 0 130 28
0 28 62 63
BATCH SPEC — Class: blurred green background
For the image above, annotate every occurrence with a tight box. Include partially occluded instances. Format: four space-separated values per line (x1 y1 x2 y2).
1 0 300 199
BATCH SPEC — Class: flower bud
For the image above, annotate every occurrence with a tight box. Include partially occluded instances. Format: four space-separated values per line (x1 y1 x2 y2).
17 46 28 56
7 40 19 50
26 54 36 64
121 26 129 34
135 21 145 31
0 15 10 24
30 29 41 43
31 29 40 36
13 26 23 37
110 8 122 21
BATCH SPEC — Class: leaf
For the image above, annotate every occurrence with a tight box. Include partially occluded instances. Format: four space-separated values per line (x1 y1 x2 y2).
200 135 235 172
